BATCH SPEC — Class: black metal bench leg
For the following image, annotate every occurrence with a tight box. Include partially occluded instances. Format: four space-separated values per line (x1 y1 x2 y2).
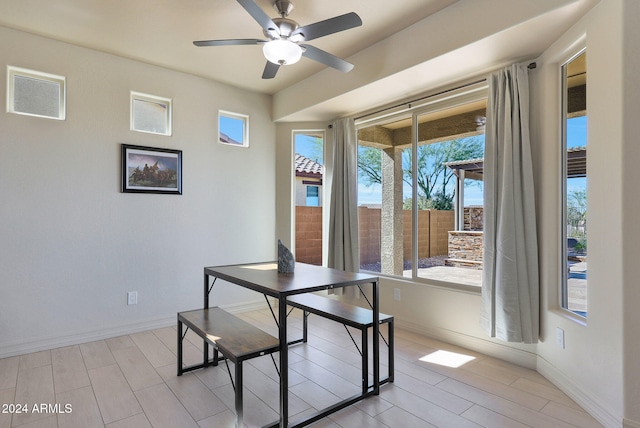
303 310 309 342
362 328 368 395
235 360 243 428
177 319 183 376
204 339 209 368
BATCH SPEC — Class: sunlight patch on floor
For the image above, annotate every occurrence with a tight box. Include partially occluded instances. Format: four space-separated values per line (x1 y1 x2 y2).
419 350 476 368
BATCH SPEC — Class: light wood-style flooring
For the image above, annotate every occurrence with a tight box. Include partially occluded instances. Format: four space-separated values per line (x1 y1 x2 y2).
0 308 602 428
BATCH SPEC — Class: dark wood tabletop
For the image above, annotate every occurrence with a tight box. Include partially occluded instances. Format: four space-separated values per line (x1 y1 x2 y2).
204 262 378 297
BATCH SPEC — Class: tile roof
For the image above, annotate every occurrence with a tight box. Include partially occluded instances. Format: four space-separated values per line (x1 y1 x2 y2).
295 154 324 177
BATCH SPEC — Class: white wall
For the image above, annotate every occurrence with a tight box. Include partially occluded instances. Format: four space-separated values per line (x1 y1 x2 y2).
0 26 277 357
532 2 631 426
622 1 640 425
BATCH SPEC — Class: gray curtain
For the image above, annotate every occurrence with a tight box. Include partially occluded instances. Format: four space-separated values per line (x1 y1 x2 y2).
480 63 540 344
327 117 360 273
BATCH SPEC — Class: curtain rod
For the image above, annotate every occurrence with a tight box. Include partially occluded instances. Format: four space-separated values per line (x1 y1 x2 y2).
328 62 536 128
353 78 485 122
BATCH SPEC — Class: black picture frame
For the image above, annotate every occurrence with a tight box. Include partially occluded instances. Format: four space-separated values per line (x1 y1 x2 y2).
121 144 182 194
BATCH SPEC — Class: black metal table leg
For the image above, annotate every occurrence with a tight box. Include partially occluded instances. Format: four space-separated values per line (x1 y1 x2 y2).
177 318 183 376
361 327 368 395
373 280 380 395
278 297 288 427
235 360 244 428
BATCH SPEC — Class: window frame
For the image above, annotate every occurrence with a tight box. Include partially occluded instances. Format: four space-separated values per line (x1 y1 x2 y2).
218 110 249 148
560 48 588 320
355 81 488 290
130 91 172 136
292 129 326 266
7 65 66 120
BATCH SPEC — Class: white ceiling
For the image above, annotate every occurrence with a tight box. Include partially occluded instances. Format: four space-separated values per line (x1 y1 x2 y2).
0 0 598 122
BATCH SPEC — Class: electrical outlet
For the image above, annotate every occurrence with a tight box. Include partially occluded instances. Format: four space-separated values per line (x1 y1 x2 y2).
393 288 401 301
127 291 137 305
556 327 565 349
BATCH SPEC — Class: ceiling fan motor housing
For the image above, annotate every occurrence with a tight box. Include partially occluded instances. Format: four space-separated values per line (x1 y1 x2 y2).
265 17 299 39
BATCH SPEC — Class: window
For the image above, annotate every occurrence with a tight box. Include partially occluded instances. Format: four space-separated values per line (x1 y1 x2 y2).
131 92 172 136
357 84 486 287
294 130 324 266
219 110 249 147
306 186 319 206
7 66 66 120
561 51 587 317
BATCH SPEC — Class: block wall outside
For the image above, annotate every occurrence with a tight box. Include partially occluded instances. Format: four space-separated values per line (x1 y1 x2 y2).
296 206 456 266
430 210 455 257
358 206 381 265
403 210 434 260
295 206 323 265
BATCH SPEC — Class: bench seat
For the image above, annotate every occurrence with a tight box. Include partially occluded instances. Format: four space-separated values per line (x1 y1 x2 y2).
287 293 394 393
177 307 279 427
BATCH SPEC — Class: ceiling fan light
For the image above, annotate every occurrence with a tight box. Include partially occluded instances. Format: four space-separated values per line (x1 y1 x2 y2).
263 40 302 65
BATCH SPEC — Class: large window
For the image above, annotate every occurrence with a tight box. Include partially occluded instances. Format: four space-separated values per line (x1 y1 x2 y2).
562 51 587 317
357 85 486 287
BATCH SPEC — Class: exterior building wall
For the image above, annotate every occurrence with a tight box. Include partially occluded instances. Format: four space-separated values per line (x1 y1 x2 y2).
294 177 323 206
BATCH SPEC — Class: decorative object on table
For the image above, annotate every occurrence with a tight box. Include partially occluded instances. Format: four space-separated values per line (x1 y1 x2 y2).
121 144 182 194
277 239 295 273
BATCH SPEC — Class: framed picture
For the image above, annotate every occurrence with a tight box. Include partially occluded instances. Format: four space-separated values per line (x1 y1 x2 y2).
121 144 182 194
219 110 249 147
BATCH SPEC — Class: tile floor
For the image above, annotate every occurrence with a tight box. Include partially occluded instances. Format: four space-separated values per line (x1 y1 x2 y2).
0 308 603 428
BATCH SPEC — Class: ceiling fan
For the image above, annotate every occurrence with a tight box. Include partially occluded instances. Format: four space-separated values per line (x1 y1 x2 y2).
193 0 362 79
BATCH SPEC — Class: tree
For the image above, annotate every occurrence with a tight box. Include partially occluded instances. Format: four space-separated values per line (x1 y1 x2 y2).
567 188 587 237
359 137 484 209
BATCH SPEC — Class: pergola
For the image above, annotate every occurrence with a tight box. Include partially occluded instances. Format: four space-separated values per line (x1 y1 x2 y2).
444 146 587 230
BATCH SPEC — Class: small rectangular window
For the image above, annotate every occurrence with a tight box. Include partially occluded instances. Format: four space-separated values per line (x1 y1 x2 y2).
130 91 172 136
306 186 319 206
7 66 66 120
219 110 249 147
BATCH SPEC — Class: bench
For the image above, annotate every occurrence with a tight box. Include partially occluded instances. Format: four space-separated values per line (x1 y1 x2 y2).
286 293 394 394
177 307 280 428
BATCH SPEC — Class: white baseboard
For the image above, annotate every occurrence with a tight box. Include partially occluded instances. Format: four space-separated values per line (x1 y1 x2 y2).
536 356 622 428
0 299 269 359
395 318 537 369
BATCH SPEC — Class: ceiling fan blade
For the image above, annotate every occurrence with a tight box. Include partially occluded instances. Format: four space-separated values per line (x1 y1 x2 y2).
292 12 362 42
237 0 279 34
300 44 354 72
262 61 280 79
193 39 264 47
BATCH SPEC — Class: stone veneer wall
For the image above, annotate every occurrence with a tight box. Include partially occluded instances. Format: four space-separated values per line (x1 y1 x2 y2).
464 206 483 231
445 230 483 269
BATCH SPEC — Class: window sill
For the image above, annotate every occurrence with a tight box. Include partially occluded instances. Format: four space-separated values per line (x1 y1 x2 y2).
363 268 482 295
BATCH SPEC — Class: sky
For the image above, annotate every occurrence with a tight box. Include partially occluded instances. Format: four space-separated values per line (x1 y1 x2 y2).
566 115 587 193
219 114 245 143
